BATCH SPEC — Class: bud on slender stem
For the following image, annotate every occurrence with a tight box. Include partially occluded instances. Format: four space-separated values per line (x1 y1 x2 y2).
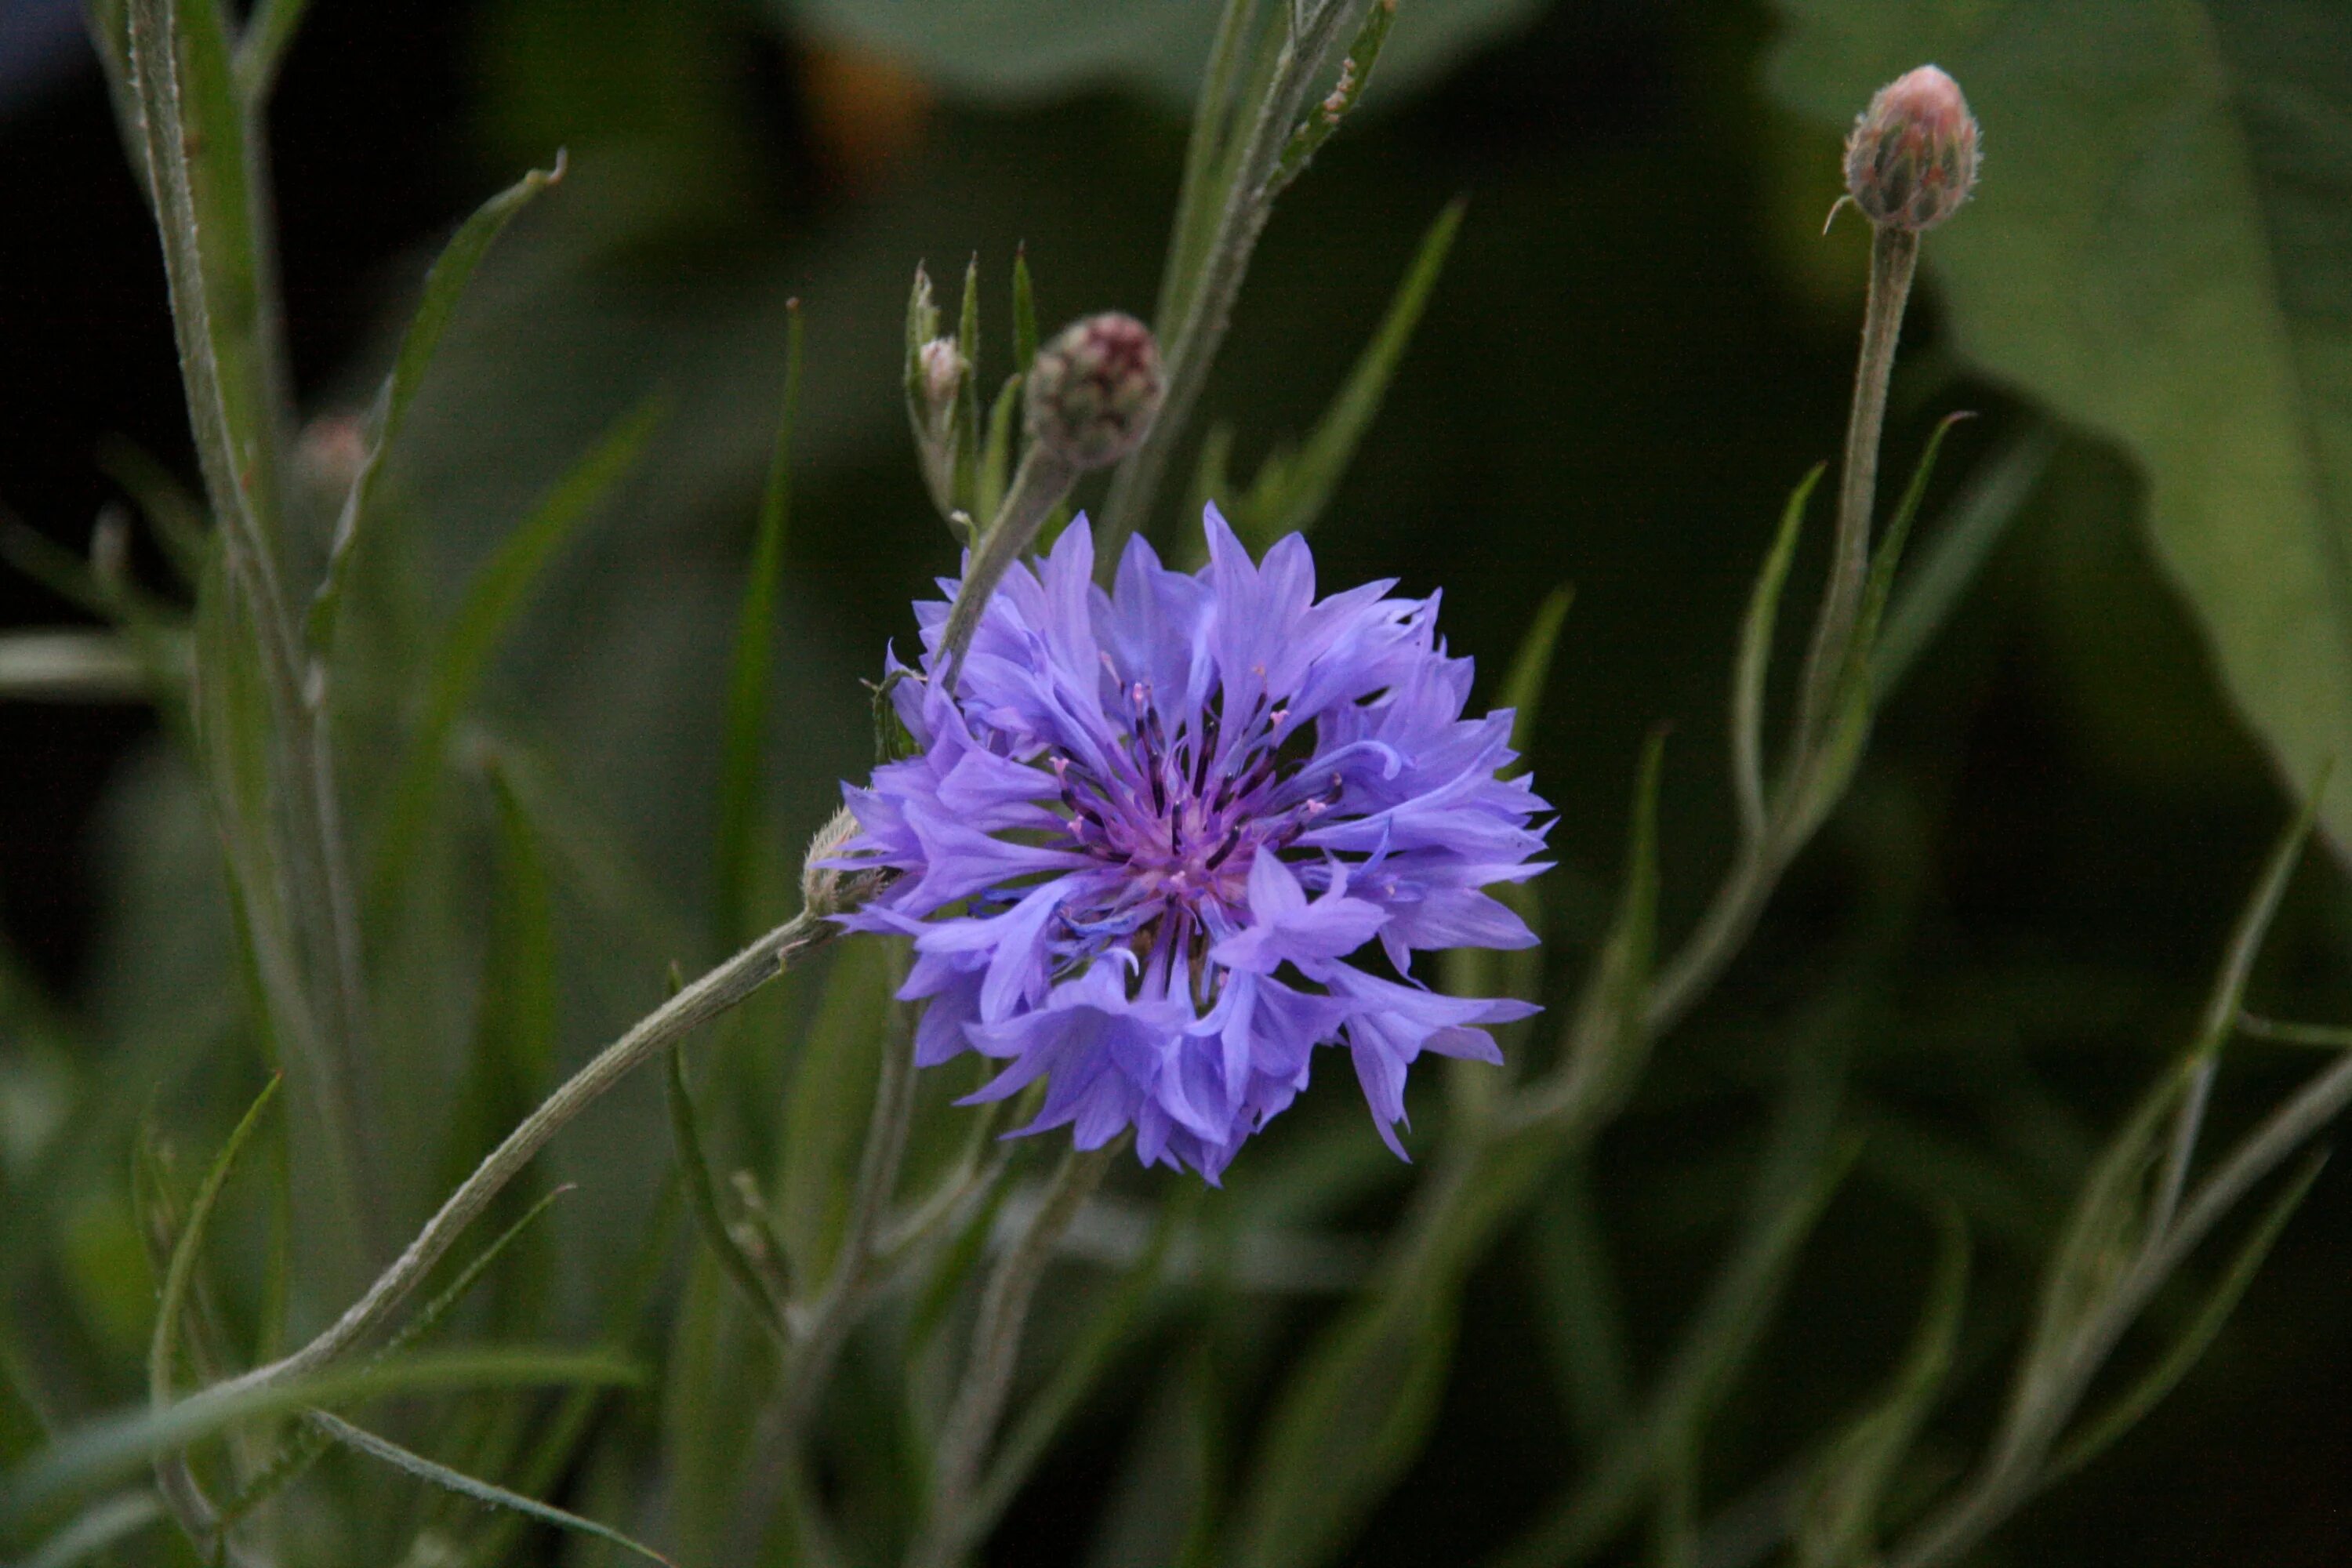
1795 64 1977 751
1843 65 1980 234
935 314 1164 686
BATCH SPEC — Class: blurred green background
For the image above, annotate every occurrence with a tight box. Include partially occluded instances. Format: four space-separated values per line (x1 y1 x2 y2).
4 0 2350 1563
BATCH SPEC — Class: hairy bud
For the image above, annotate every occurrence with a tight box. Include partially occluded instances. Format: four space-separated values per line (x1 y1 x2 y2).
800 804 886 919
1843 64 1980 232
1025 312 1163 470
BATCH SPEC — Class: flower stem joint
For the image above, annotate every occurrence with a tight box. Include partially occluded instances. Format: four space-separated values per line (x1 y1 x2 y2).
1843 64 1980 233
1025 312 1164 471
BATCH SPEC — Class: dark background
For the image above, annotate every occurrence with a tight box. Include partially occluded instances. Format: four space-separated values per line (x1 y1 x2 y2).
4 0 2346 1561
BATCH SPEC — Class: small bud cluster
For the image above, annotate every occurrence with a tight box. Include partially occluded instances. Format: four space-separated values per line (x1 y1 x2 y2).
1844 64 1980 233
1025 312 1163 470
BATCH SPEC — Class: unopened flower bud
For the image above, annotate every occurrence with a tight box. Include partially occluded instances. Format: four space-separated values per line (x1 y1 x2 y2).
1843 64 1980 232
800 804 885 918
1025 312 1163 470
918 337 966 419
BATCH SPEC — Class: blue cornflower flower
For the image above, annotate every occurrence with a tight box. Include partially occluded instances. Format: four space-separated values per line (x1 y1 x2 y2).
835 508 1550 1179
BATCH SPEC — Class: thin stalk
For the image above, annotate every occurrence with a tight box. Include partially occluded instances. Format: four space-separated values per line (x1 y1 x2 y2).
125 0 379 1258
1096 2 1359 564
207 911 837 1402
908 1142 1121 1568
1796 223 1917 743
938 444 1078 685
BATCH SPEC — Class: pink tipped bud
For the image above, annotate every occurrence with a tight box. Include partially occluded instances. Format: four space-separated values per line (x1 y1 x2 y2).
1843 64 1980 232
1025 312 1163 470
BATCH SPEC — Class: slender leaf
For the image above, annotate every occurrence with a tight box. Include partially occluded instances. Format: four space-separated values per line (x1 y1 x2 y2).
1268 0 1403 191
1796 1207 1969 1568
1527 1159 1631 1454
715 302 805 951
953 255 984 517
307 1409 674 1565
667 1044 787 1341
1233 198 1465 548
777 938 902 1287
0 632 154 703
2 1349 643 1525
1501 583 1574 763
2047 1150 2326 1482
310 153 568 651
16 1490 163 1568
370 397 662 911
980 372 1022 526
1733 463 1823 843
1012 246 1040 378
148 1076 280 1407
1875 425 2056 693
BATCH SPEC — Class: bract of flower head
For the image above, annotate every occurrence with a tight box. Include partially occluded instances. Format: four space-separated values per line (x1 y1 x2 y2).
1843 64 1980 232
832 508 1551 1180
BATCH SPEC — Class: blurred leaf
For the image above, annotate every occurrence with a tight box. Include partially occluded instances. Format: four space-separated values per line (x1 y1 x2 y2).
1230 198 1465 551
773 0 1546 106
2048 1149 2325 1483
779 938 902 1287
1875 424 2056 694
14 1491 163 1568
148 1076 279 1405
666 1043 788 1340
1 1348 643 1526
0 632 155 704
1225 1254 1463 1568
1733 463 1822 840
311 153 569 653
716 301 805 952
1500 583 1573 763
1526 1158 1630 1455
306 1409 674 1566
1769 0 2352 852
1795 1207 1969 1568
368 397 662 914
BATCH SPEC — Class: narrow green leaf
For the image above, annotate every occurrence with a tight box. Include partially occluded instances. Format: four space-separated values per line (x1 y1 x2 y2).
0 631 154 703
369 397 662 913
714 301 804 952
308 1409 674 1565
1012 247 1040 378
2 1348 642 1525
666 1044 787 1341
310 154 568 652
16 1490 163 1568
1235 198 1464 548
1875 425 2056 695
1796 1207 1969 1568
979 372 1022 528
777 938 902 1287
148 1076 280 1409
1269 0 1402 193
214 1185 575 1528
1526 729 1665 1133
2048 1150 2326 1483
1732 463 1823 844
953 255 984 517
1526 1159 1631 1454
906 262 940 437
1501 584 1574 763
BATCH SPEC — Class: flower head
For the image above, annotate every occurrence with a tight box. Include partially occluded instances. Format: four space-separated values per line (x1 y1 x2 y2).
834 510 1548 1179
1844 64 1980 232
1025 313 1163 470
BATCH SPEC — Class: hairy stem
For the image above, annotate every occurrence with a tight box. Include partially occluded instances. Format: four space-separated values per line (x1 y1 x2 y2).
1797 223 1917 743
907 1142 1120 1568
1095 1 1360 565
208 912 836 1403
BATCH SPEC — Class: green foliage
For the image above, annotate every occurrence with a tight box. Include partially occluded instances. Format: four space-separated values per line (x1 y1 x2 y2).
1770 0 2352 851
778 938 903 1287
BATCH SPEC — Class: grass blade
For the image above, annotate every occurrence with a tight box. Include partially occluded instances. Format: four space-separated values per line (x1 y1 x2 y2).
1796 1207 1969 1568
715 303 804 951
369 397 662 915
16 1490 163 1568
1234 198 1465 549
1875 425 2056 695
3 1349 643 1526
1501 584 1574 763
666 1044 787 1341
1733 464 1823 845
2046 1151 2325 1483
310 153 568 652
307 1409 674 1565
148 1076 281 1406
